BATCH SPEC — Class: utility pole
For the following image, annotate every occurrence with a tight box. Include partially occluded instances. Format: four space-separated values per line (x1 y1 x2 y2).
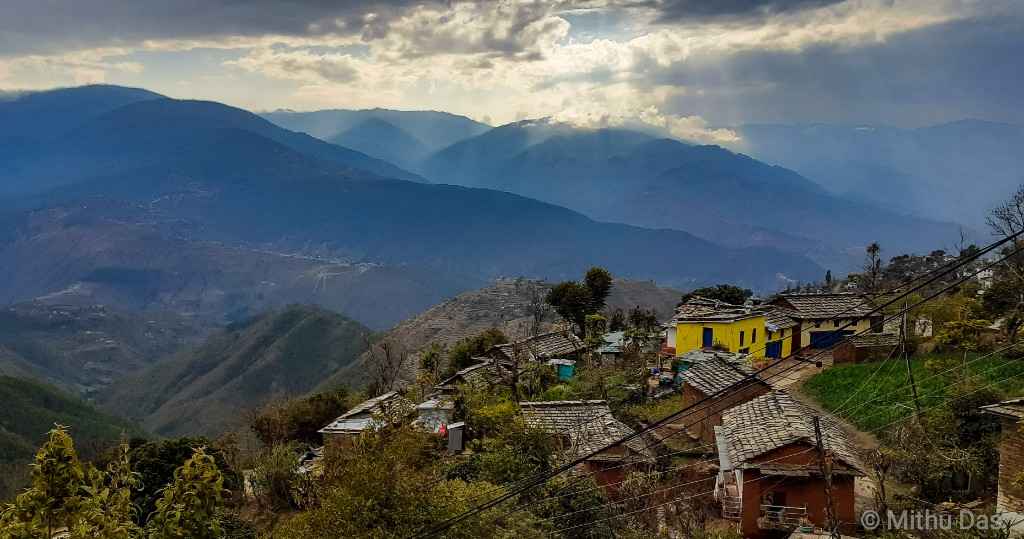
813 416 840 539
901 301 922 419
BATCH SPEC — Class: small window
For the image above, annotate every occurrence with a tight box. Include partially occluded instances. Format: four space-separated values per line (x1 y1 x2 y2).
740 331 745 346
814 321 821 328
767 330 773 340
752 328 757 343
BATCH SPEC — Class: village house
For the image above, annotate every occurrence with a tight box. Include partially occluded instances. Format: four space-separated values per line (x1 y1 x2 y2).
768 293 883 350
520 400 655 487
670 350 773 445
714 391 864 538
980 399 1024 536
665 297 739 354
489 330 586 362
433 358 513 395
832 332 900 364
673 305 768 358
415 397 455 434
319 391 413 449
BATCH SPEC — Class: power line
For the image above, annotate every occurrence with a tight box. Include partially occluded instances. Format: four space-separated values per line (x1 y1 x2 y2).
413 234 1023 538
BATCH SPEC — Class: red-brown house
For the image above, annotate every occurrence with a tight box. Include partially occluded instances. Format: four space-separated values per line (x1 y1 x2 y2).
981 399 1024 535
520 400 655 489
670 350 772 445
715 391 864 538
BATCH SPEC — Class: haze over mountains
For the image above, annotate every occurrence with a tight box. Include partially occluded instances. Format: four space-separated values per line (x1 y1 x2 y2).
732 121 1024 230
260 109 983 271
0 86 821 336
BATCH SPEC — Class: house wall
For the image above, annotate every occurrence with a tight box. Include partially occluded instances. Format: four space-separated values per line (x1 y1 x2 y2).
796 317 876 350
679 383 770 445
764 327 794 358
676 316 767 358
997 418 1024 528
738 444 858 538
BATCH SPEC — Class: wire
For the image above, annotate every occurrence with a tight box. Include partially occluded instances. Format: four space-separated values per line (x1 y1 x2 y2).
412 235 1024 538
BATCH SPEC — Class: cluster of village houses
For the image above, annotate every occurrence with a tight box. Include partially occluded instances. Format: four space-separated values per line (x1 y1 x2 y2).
310 292 1024 538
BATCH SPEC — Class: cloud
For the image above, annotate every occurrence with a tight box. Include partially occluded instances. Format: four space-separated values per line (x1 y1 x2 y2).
647 0 847 22
227 49 361 84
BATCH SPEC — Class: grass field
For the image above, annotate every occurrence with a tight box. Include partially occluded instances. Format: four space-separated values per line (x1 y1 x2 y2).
802 352 1024 433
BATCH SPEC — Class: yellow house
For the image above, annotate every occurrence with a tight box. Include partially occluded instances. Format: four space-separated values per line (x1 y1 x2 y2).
675 309 767 359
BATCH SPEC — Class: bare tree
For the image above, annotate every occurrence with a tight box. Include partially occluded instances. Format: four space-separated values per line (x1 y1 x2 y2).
366 338 409 398
864 242 883 292
987 186 1024 341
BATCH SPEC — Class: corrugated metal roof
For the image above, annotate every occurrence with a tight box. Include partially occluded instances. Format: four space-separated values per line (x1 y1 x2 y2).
981 399 1024 420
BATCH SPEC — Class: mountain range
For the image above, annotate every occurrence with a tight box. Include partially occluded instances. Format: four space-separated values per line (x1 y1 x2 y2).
99 305 372 437
0 86 819 337
732 120 1024 230
263 113 970 271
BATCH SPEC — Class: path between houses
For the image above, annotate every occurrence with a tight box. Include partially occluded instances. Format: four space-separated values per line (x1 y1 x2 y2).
779 350 884 518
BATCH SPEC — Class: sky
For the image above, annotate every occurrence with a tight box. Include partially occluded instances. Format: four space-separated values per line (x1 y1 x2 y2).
1 0 1021 143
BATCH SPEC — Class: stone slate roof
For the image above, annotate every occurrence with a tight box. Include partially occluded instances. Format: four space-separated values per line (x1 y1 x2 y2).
673 296 740 319
981 399 1024 420
772 293 876 319
682 351 764 396
718 391 864 474
520 400 654 461
848 333 900 348
493 330 585 361
320 391 411 434
765 306 800 330
434 359 509 391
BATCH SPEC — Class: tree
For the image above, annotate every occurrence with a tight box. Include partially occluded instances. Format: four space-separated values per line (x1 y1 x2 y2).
146 447 226 539
251 389 351 447
680 284 752 306
546 281 592 334
445 328 508 376
584 267 613 312
825 270 833 289
985 185 1024 342
546 267 615 335
366 339 410 398
864 242 883 292
608 308 626 332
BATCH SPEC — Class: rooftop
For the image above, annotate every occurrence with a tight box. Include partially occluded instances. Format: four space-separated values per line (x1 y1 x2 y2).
771 293 876 320
718 391 863 474
319 391 410 434
519 400 653 461
848 332 900 348
493 330 585 361
764 306 800 331
981 398 1024 420
681 350 766 396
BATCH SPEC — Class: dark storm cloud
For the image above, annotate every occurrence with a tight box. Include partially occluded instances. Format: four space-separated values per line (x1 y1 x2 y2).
643 0 847 22
652 13 1024 126
0 0 441 56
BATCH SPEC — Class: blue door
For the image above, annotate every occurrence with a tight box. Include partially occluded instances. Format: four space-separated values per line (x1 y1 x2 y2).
809 330 854 348
766 341 783 359
702 328 714 348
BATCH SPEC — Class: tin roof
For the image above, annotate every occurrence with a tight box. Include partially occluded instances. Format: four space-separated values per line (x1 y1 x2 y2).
319 391 411 434
718 391 864 474
980 398 1024 420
